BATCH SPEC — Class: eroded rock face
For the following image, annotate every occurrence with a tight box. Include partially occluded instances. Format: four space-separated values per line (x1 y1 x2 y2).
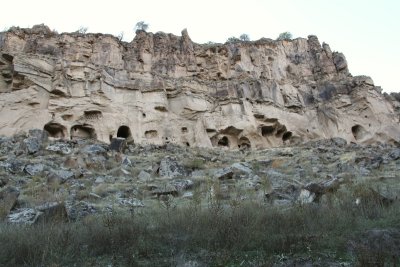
0 24 399 149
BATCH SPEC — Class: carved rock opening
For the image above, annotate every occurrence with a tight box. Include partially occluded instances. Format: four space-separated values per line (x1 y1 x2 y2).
261 125 275 136
70 125 96 140
154 106 167 112
238 137 251 150
44 122 66 139
1 54 14 62
181 127 188 133
282 131 292 142
84 110 102 120
61 114 73 121
218 136 229 147
220 126 243 135
276 125 287 137
117 125 132 140
351 125 366 140
145 130 158 138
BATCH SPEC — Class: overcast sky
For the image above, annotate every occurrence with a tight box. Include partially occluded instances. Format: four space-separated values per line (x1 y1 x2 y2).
1 0 399 92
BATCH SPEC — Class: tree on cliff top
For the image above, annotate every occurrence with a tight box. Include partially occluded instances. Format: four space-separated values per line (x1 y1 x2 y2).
135 21 149 32
277 31 293 41
239 34 250 41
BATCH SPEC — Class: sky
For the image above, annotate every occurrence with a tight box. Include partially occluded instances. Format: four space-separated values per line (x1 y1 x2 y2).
1 0 399 92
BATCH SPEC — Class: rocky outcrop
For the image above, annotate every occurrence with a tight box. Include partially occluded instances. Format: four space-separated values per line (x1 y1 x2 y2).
0 24 399 149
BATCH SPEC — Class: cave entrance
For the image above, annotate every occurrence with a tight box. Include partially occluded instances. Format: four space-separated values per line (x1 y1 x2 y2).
44 122 66 139
351 125 366 140
70 125 97 140
238 137 251 150
218 136 230 147
117 125 132 140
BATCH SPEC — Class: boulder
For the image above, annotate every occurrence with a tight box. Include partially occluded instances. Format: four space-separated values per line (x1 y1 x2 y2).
7 208 40 224
24 163 45 176
171 179 194 191
231 162 253 174
122 156 132 167
46 142 72 155
297 189 316 204
213 168 234 180
66 201 96 221
48 169 75 183
389 148 400 160
1 158 25 174
138 170 151 181
303 176 343 202
0 186 19 217
110 137 127 152
7 202 68 224
117 198 144 208
152 185 178 197
159 156 186 178
82 144 107 155
28 129 48 140
35 202 68 223
23 137 41 154
0 177 9 187
213 162 253 180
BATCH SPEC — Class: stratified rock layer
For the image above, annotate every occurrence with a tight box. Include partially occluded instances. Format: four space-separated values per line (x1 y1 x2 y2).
0 24 399 149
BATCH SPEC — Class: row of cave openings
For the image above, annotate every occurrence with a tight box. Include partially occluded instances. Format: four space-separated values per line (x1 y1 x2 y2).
210 124 293 150
44 123 133 141
44 122 368 148
213 123 367 150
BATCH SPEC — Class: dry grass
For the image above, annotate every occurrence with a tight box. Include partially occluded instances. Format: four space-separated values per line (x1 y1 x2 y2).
0 183 399 266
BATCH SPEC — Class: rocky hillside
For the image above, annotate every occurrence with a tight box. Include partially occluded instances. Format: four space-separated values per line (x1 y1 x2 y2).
1 129 400 265
1 24 399 149
1 129 399 224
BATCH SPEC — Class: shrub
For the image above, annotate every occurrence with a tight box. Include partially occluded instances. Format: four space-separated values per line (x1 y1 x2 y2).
77 26 88 34
135 21 149 32
277 31 293 41
226 36 240 43
239 33 250 41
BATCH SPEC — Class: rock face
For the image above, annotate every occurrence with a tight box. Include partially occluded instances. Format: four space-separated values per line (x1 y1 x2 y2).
0 24 399 149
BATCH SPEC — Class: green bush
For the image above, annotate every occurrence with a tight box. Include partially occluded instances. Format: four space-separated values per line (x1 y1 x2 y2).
277 31 293 41
135 21 149 32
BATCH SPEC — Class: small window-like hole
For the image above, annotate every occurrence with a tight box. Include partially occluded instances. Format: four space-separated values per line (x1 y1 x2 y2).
218 136 229 147
282 131 292 142
261 126 275 136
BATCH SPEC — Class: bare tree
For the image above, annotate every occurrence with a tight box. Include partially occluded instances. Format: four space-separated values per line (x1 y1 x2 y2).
77 26 88 34
117 32 124 41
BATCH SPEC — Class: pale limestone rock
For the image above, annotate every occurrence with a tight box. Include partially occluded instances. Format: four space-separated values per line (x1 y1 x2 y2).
0 25 399 149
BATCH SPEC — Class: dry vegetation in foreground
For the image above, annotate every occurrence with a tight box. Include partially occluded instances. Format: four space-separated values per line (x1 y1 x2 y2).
0 184 399 267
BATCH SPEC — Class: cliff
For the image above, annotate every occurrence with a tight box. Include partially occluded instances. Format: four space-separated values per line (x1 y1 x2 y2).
0 24 399 149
